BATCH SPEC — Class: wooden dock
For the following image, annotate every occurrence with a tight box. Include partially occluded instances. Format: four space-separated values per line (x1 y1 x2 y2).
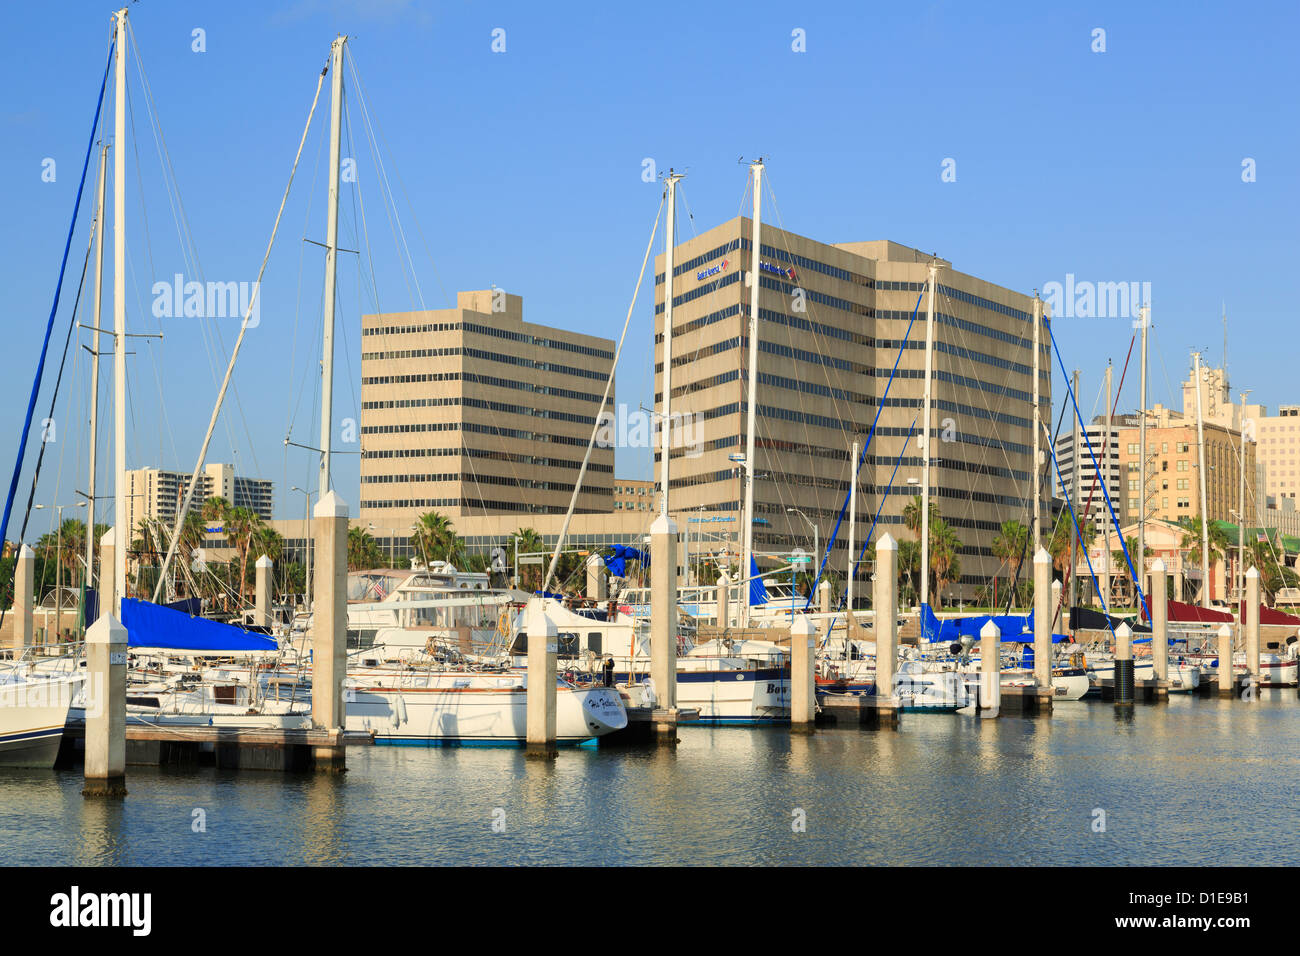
60 724 372 772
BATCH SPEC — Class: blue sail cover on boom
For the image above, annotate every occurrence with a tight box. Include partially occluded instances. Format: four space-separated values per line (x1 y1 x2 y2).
602 545 646 578
749 555 768 607
919 603 1031 644
120 598 277 652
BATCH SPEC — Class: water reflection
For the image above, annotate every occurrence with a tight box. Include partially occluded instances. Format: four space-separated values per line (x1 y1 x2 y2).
1 696 1298 866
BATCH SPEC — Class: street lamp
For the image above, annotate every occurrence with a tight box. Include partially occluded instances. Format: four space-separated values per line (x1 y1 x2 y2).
786 506 819 575
34 501 86 642
291 486 314 612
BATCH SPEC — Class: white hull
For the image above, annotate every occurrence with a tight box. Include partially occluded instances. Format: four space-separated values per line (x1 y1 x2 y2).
0 673 80 769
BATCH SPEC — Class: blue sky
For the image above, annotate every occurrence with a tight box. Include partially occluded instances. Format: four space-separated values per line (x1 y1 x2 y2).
2 0 1296 537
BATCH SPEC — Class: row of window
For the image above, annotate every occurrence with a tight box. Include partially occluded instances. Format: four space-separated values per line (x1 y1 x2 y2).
360 395 597 427
362 371 605 405
361 446 613 473
361 319 615 361
360 346 609 383
361 471 611 495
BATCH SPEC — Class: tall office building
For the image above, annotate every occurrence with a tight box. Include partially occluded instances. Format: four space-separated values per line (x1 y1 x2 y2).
359 290 617 540
1053 416 1123 533
654 219 1047 601
123 463 272 538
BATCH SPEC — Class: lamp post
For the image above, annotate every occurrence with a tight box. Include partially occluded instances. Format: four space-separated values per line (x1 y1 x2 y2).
291 486 314 611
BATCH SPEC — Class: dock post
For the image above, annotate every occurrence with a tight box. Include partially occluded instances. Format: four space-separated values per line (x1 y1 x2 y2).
873 534 898 701
11 544 34 654
978 620 1001 715
1051 579 1063 636
1245 566 1260 693
525 599 557 758
310 491 348 772
716 570 730 630
82 613 127 797
649 514 679 744
1216 623 1235 697
255 554 273 629
1173 567 1184 603
585 553 607 602
790 615 816 733
818 578 831 638
1151 558 1169 686
99 527 117 618
1033 547 1051 689
1113 622 1134 705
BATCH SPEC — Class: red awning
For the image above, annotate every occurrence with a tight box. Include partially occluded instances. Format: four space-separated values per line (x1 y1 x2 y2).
1167 599 1234 623
1238 601 1300 627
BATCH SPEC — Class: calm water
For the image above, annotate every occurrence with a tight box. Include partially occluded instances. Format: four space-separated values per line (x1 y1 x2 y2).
4 692 1299 866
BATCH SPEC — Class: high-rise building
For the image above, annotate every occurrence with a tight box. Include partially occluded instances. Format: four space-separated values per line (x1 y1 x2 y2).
123 463 272 538
358 290 617 539
1053 416 1123 533
653 220 1047 602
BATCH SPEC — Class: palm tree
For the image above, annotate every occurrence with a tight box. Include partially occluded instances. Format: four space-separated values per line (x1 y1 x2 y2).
220 506 263 607
929 518 962 608
513 527 544 590
902 494 940 539
990 519 1028 606
412 510 463 566
347 525 382 572
897 539 921 607
1179 516 1229 570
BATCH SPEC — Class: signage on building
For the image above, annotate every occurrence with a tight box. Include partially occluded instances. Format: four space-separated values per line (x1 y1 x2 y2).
696 259 729 282
760 260 797 282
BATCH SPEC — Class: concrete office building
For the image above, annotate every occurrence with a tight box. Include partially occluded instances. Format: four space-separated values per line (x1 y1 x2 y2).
358 289 618 548
1053 417 1123 534
653 219 1048 602
123 463 272 539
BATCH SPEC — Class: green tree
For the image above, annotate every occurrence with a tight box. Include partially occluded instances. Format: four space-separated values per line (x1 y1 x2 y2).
412 510 464 566
513 527 544 590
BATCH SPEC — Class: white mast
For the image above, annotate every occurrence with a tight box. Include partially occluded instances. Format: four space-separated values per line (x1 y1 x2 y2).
659 171 681 519
1031 294 1042 548
1193 351 1211 608
740 159 762 627
1237 389 1249 608
1102 361 1112 607
846 440 857 636
1137 304 1149 618
920 261 937 608
85 142 108 602
111 7 128 616
318 34 346 496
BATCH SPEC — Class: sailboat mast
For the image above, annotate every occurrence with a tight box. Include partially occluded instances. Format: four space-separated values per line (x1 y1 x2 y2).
1137 304 1148 619
85 142 108 607
846 440 857 633
1103 361 1112 606
318 35 346 496
1237 389 1249 607
1031 294 1042 548
111 7 128 615
1193 351 1211 608
1069 369 1080 610
920 261 936 608
740 160 762 628
659 171 680 520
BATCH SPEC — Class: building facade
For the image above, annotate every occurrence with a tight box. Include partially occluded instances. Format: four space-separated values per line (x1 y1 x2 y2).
653 219 1048 603
358 290 617 540
123 463 272 539
614 478 654 514
1053 416 1122 534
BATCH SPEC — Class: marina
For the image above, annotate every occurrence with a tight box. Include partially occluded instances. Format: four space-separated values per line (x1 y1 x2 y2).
0 3 1295 920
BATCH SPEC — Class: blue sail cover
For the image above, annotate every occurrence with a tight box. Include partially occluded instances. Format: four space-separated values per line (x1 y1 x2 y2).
602 544 646 578
749 555 768 607
919 603 1031 644
120 598 278 652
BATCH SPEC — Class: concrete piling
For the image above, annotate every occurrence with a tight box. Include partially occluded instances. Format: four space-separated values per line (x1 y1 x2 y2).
1151 558 1169 683
1245 566 1260 689
717 570 730 630
11 544 34 653
818 578 831 638
1173 567 1184 603
311 491 348 772
82 613 127 797
978 620 1000 715
1217 623 1235 697
1032 547 1051 689
649 514 679 744
873 534 898 701
1051 579 1063 636
1113 622 1134 705
790 615 816 733
525 599 557 758
255 554 273 629
585 553 607 602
